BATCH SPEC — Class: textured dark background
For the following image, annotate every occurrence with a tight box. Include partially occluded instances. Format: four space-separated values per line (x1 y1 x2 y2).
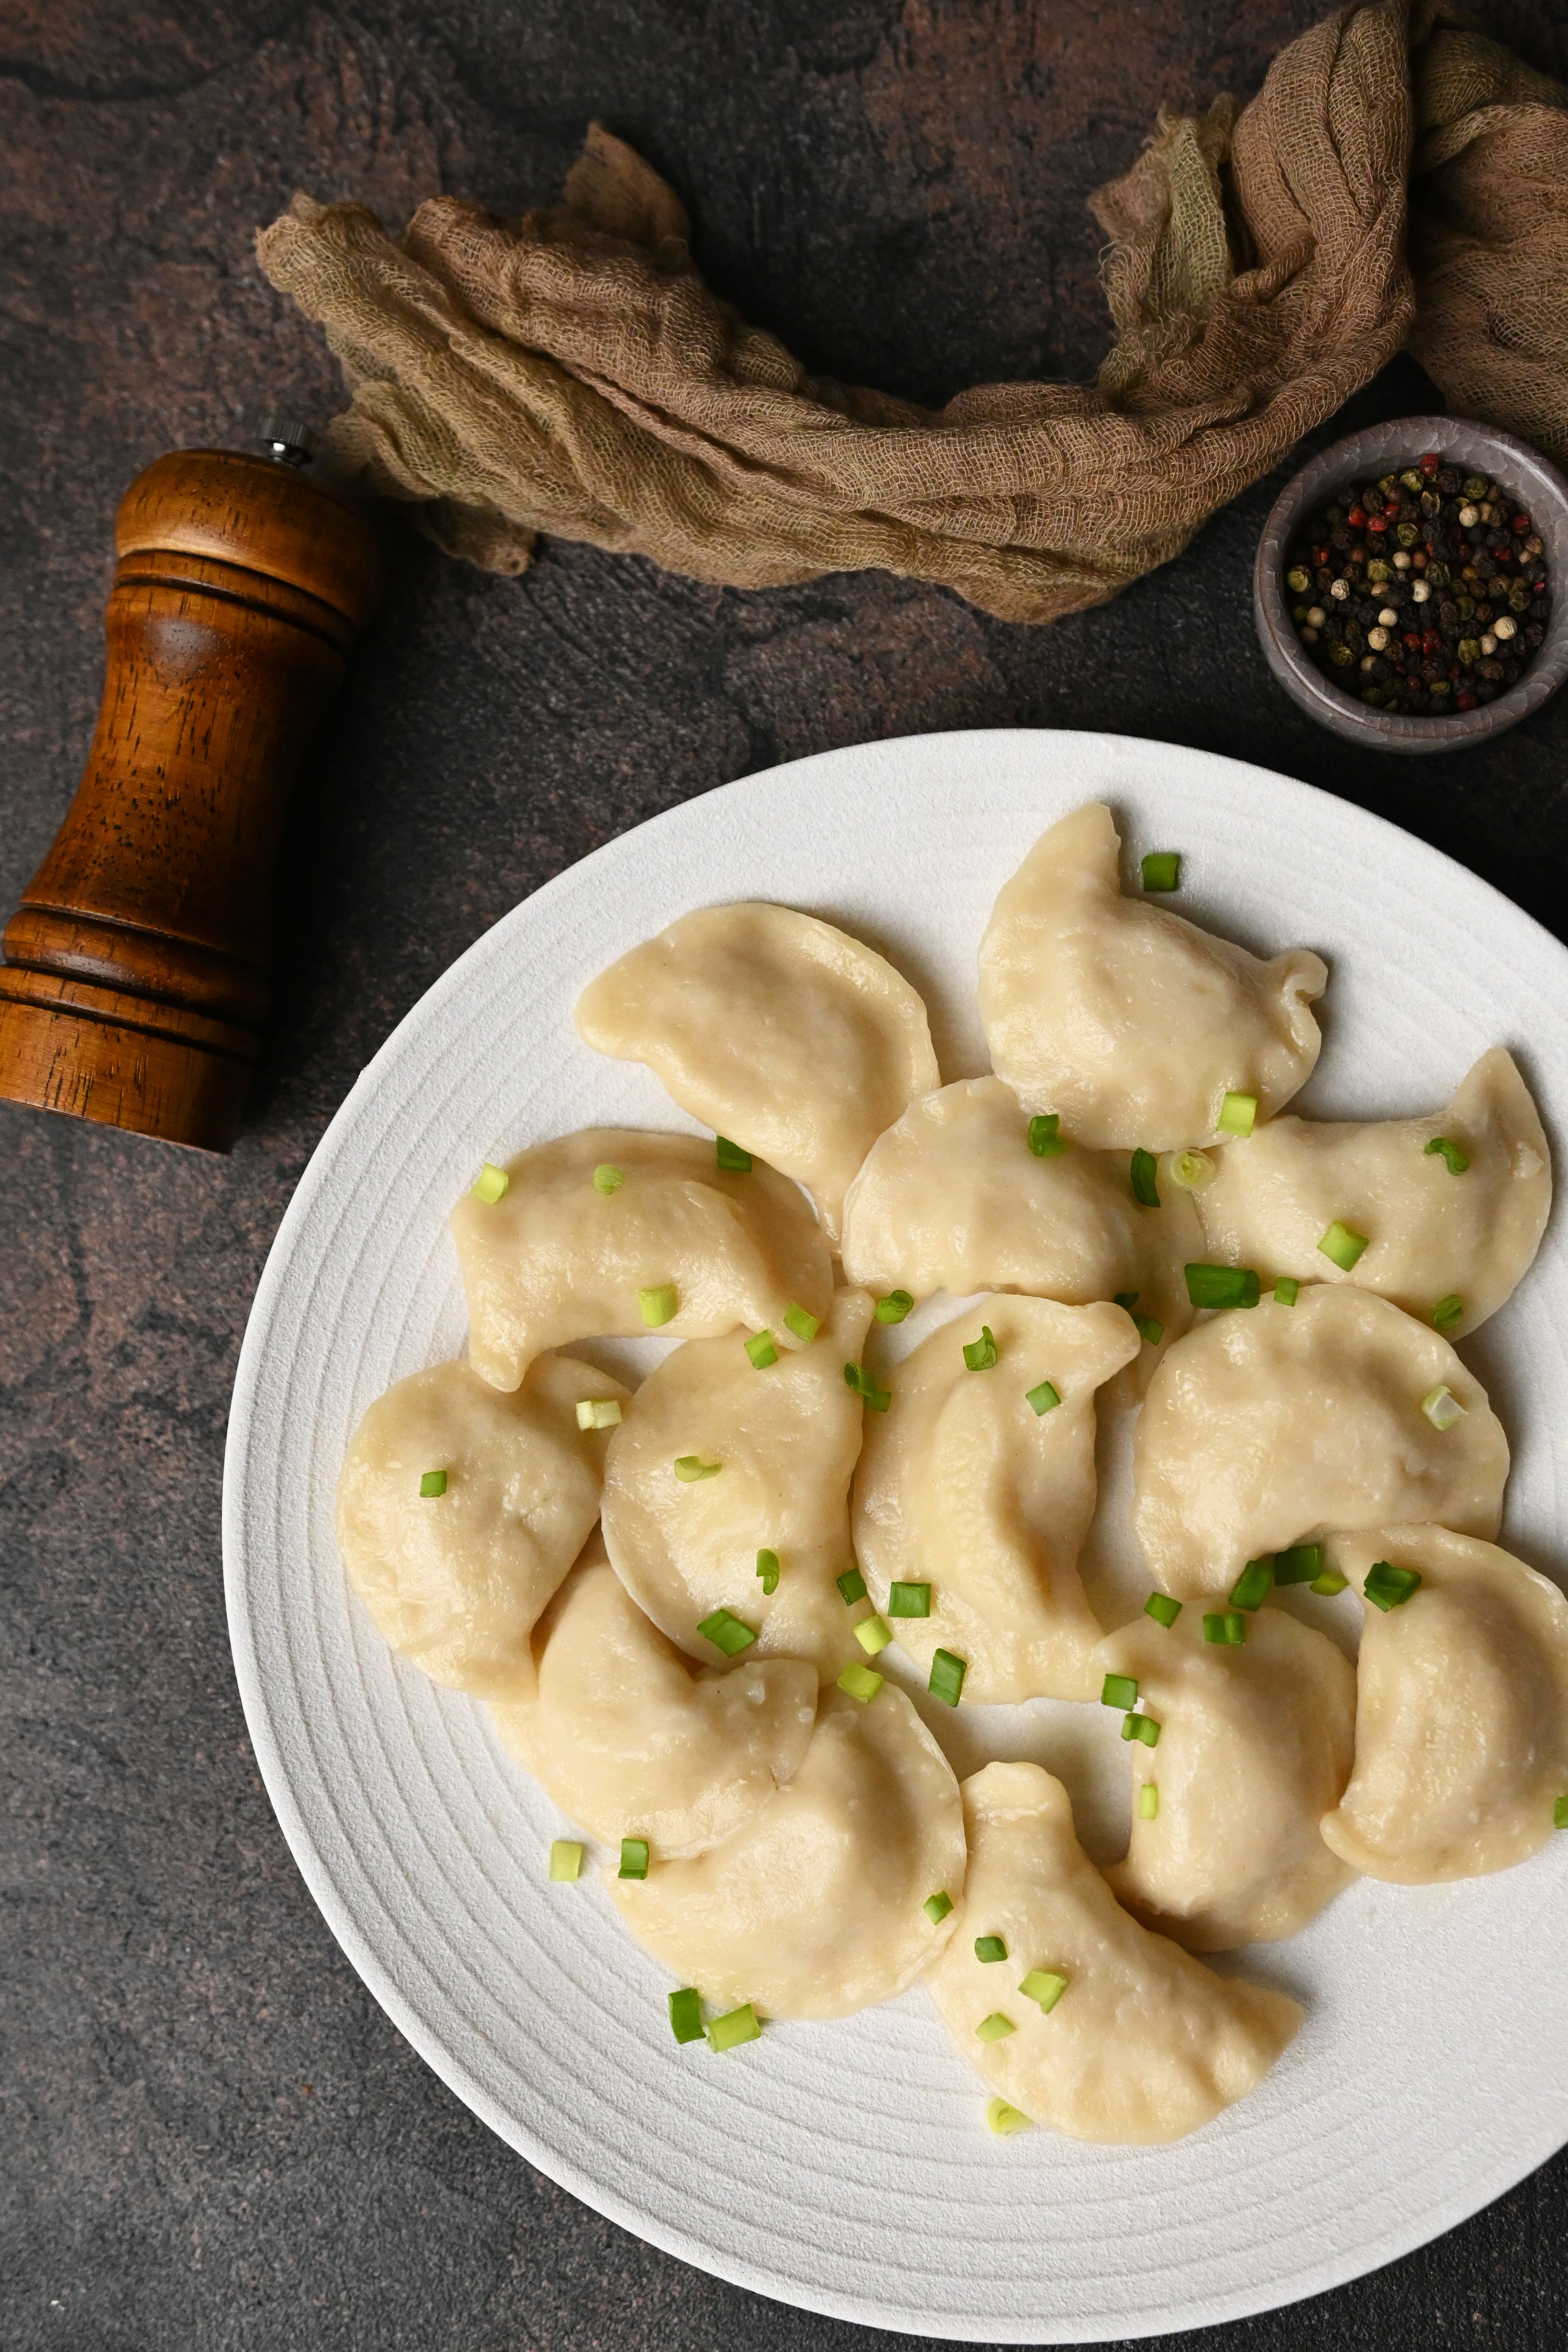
5 3 1568 2347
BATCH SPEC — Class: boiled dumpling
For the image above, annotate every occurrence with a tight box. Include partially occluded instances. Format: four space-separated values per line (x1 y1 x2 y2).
490 1538 818 1857
573 904 940 1240
606 1684 965 2017
450 1127 832 1391
852 1296 1140 1702
1320 1526 1568 1884
977 802 1327 1149
925 1763 1301 2143
1196 1048 1551 1338
1133 1285 1508 1600
1098 1605 1357 1949
336 1354 628 1696
600 1288 875 1681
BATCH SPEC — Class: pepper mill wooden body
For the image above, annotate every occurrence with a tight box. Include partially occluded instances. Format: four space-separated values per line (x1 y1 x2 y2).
0 444 382 1152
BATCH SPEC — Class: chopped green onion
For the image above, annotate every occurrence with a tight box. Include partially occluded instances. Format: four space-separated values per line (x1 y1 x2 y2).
1310 1566 1348 1597
549 1840 584 1882
783 1303 820 1342
673 1454 721 1481
1184 1263 1261 1310
1364 1560 1422 1612
875 1289 915 1323
923 1890 954 1924
668 1987 704 2043
1274 1543 1322 1586
1165 1148 1216 1192
1130 1148 1160 1208
592 1163 625 1195
1229 1556 1275 1611
618 1838 650 1880
837 1661 884 1702
1133 1314 1164 1348
1027 1113 1068 1157
844 1361 892 1411
1555 1796 1568 1831
837 1567 867 1605
1141 852 1180 891
985 2097 1032 2135
1101 1673 1139 1710
1273 1277 1300 1306
639 1283 678 1326
1019 1969 1068 2012
1421 1383 1467 1432
1025 1378 1061 1415
963 1324 999 1371
472 1162 509 1204
975 2012 1016 2044
1145 1591 1181 1628
575 1398 622 1430
715 1135 753 1171
706 2003 761 2053
1113 1290 1140 1312
855 1614 893 1656
889 1581 931 1617
1138 1784 1159 1821
1318 1220 1370 1271
419 1469 448 1498
929 1649 967 1707
1203 1612 1247 1645
755 1548 780 1595
697 1608 756 1656
745 1329 779 1369
1122 1711 1160 1746
1425 1136 1470 1176
975 1934 1008 1964
1432 1294 1463 1332
1217 1092 1258 1137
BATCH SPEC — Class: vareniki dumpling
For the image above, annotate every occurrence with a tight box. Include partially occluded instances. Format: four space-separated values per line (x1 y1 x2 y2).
450 1128 832 1391
574 903 940 1241
1098 1606 1357 1949
1133 1285 1508 1599
925 1763 1301 2143
852 1296 1140 1702
1321 1526 1568 1884
601 1289 875 1681
978 802 1327 1149
490 1539 818 1857
607 1684 965 2017
1196 1048 1551 1337
336 1354 628 1697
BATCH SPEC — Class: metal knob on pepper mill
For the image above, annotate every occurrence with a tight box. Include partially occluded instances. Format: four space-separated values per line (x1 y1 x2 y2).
0 425 382 1152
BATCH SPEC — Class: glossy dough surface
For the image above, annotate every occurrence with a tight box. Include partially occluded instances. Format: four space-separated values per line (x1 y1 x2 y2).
926 1764 1301 2143
1098 1607 1357 1949
852 1296 1140 1702
490 1541 818 1857
573 903 939 1241
606 1685 965 2017
977 802 1327 1149
1133 1285 1508 1600
1321 1526 1568 1884
1196 1049 1551 1337
336 1355 627 1697
450 1127 832 1391
601 1288 874 1680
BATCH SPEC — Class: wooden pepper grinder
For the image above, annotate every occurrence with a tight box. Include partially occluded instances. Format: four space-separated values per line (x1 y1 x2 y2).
0 427 382 1152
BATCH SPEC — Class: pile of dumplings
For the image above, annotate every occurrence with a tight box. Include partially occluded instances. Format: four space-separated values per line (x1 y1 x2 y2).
336 798 1565 2148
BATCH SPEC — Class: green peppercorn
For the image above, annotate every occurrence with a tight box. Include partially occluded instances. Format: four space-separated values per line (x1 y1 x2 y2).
1367 559 1391 583
1399 468 1424 492
1286 566 1311 593
1462 474 1489 499
1396 523 1420 548
1377 474 1399 496
1457 636 1481 664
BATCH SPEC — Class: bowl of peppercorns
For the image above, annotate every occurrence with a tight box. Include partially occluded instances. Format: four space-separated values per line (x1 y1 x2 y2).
1254 416 1568 751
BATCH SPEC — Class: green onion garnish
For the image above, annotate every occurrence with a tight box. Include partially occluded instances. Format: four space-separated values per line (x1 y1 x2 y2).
1229 1556 1275 1611
875 1289 915 1323
783 1303 820 1342
1421 1383 1467 1432
1141 852 1180 891
1130 1149 1160 1208
668 1987 704 2043
837 1661 884 1703
1025 1378 1061 1415
1424 1136 1470 1175
715 1135 753 1171
472 1162 509 1204
673 1455 721 1481
1274 1277 1300 1306
618 1837 650 1880
419 1469 448 1498
575 1398 623 1430
855 1615 893 1656
745 1330 779 1369
1102 1673 1139 1710
1184 1263 1261 1310
1027 1113 1068 1157
755 1548 781 1595
549 1840 584 1882
1019 1968 1068 2012
889 1581 931 1617
837 1567 867 1605
975 2013 1016 2044
1144 1591 1181 1628
639 1283 678 1326
1364 1560 1422 1612
1167 1149 1215 1192
929 1649 967 1707
706 2003 761 2053
1203 1612 1247 1645
975 1934 1008 1964
923 1890 954 1924
1555 1796 1568 1831
1133 1314 1164 1347
1274 1543 1322 1586
1318 1220 1369 1271
697 1608 756 1656
1432 1294 1463 1332
592 1163 625 1195
963 1324 999 1371
1138 1784 1159 1821
844 1361 892 1411
1122 1712 1160 1747
1113 1290 1140 1312
986 2097 1032 2135
1310 1566 1348 1596
1217 1092 1258 1137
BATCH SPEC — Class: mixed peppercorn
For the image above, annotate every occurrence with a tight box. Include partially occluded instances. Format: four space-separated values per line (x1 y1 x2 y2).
1285 455 1551 715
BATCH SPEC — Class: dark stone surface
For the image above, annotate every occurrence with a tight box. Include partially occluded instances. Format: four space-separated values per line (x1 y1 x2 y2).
5 4 1568 2347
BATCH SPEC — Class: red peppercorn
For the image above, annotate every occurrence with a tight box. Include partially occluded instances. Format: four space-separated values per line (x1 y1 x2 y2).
1513 514 1531 532
1420 453 1440 474
1347 506 1367 528
1423 628 1441 654
1404 632 1422 651
1312 546 1330 565
1456 692 1478 709
1367 514 1388 532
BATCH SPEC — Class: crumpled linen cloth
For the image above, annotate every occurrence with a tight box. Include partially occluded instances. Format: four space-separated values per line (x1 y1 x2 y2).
256 0 1568 626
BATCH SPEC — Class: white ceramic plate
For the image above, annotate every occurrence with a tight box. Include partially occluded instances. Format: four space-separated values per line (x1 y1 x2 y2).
223 731 1568 2343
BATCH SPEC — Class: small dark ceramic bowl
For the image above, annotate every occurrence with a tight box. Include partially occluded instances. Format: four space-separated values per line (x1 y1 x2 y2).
1254 414 1568 754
